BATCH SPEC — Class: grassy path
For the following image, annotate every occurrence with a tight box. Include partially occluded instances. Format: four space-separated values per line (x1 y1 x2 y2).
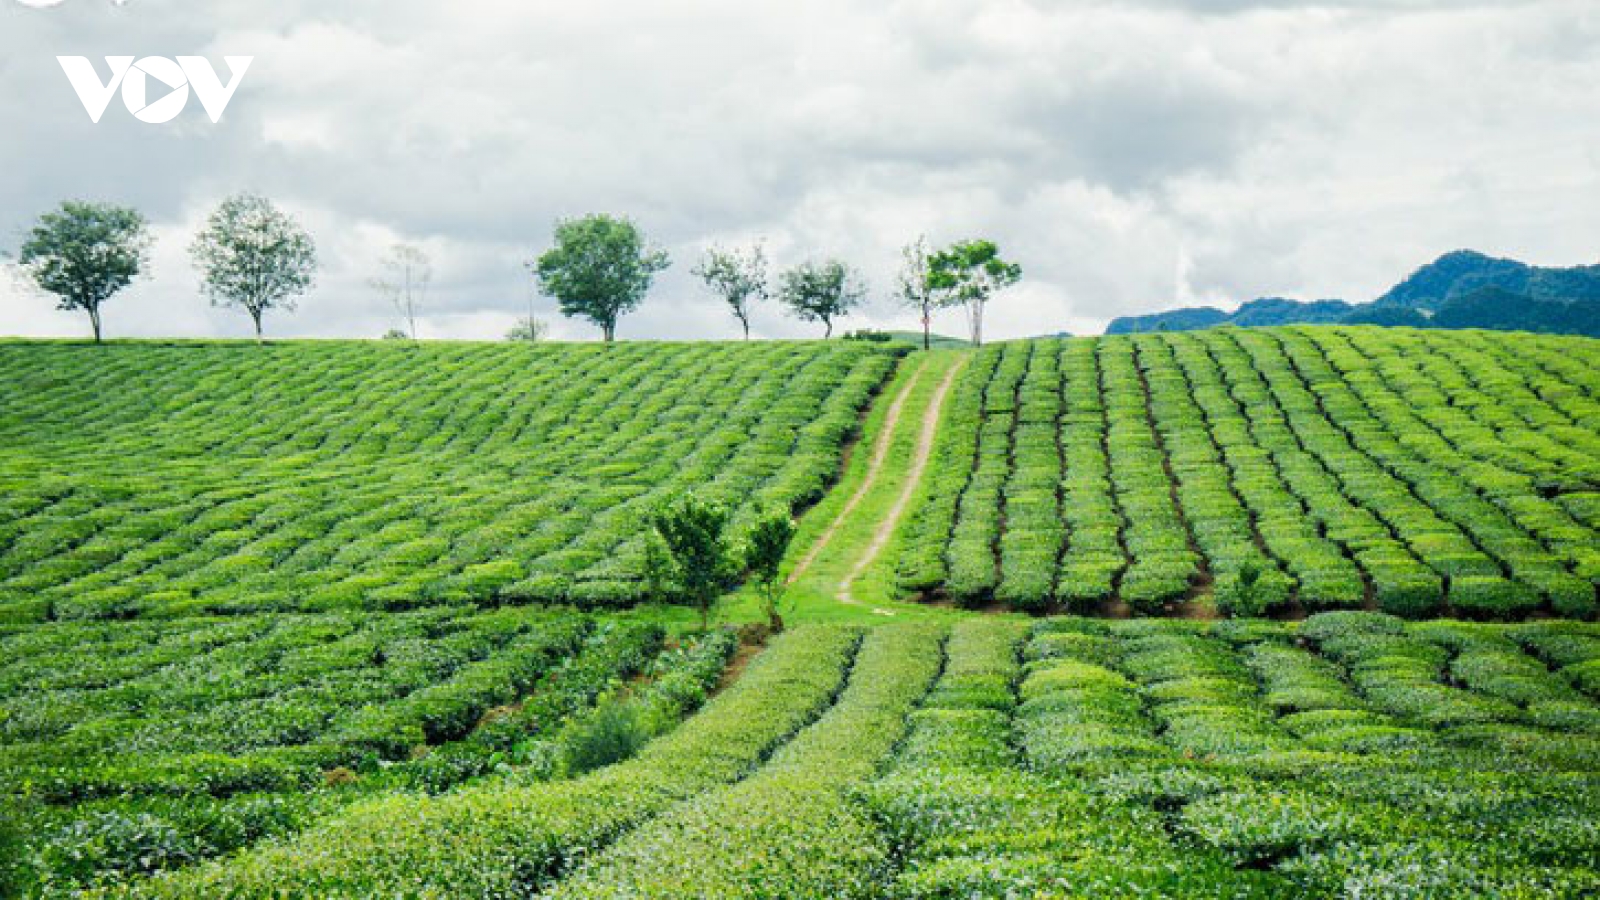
839 354 965 608
641 348 979 629
785 354 931 591
773 349 973 621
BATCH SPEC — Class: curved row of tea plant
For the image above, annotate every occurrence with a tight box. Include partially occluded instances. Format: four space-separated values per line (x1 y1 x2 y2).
544 623 944 899
860 614 1600 898
895 328 1600 618
13 613 1595 898
0 341 901 622
102 625 861 899
0 609 733 896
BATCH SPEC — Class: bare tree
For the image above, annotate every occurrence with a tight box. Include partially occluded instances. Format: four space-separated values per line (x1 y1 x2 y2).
507 316 549 342
897 236 936 351
371 243 431 340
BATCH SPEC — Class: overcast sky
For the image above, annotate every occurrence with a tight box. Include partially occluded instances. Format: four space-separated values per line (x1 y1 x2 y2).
1 0 1597 342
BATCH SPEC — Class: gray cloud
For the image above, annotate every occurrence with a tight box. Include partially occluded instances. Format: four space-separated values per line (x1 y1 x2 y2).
2 0 1598 342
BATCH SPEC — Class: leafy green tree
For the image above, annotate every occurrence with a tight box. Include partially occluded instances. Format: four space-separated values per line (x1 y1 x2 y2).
693 242 768 339
745 508 797 632
929 239 1021 346
381 328 410 341
190 194 317 344
16 201 151 343
778 259 866 338
650 493 731 630
641 531 677 602
531 214 669 342
897 236 937 350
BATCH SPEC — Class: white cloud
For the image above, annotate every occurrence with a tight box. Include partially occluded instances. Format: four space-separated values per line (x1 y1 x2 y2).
1 0 1597 341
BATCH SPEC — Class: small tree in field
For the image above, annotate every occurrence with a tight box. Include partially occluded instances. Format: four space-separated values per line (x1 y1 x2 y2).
897 236 936 351
190 194 317 343
531 214 668 342
693 242 768 339
650 494 731 630
371 243 431 339
929 239 1021 346
17 201 151 344
779 259 866 338
745 508 796 632
506 316 549 343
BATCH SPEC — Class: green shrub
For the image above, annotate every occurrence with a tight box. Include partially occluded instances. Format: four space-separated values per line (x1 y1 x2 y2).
1450 576 1540 618
560 699 652 776
117 626 861 898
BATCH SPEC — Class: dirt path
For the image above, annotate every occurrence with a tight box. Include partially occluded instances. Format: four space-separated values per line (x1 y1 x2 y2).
837 357 965 613
787 355 929 588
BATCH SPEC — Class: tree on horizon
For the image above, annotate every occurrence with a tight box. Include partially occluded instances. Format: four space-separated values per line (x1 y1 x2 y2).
16 201 151 344
190 193 318 344
531 214 669 342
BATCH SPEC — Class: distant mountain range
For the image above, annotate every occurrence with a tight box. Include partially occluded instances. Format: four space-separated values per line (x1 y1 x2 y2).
1106 251 1600 337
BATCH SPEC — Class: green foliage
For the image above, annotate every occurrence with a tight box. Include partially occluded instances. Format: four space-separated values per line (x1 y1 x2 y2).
865 616 1600 898
559 697 652 776
692 242 768 339
650 493 733 629
6 609 1600 897
16 200 151 343
532 214 669 341
0 341 899 620
0 614 737 893
0 317 1595 898
189 194 317 342
897 329 1600 621
744 508 796 630
114 626 858 899
778 258 866 338
545 624 944 900
0 609 579 888
927 238 1021 346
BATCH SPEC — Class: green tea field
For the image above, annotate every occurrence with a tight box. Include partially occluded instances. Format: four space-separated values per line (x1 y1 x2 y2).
900 328 1600 618
0 340 898 621
1 327 1597 898
23 616 1600 898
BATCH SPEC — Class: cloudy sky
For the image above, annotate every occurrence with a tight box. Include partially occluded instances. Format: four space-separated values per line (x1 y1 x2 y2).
1 0 1597 342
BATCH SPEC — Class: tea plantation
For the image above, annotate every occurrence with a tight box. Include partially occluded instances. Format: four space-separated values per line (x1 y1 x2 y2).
899 327 1600 618
29 615 1596 899
0 608 736 895
1 329 1597 898
0 340 898 621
